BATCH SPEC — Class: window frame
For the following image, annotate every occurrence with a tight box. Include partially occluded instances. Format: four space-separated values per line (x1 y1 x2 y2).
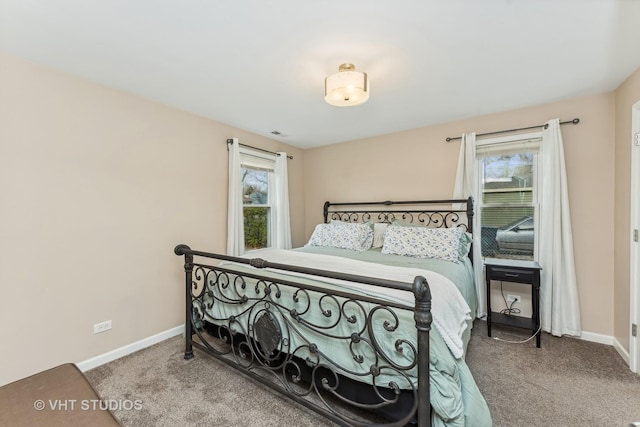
476 132 542 261
239 147 276 251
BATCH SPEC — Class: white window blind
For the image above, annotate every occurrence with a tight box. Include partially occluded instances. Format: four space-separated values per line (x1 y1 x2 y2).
240 148 275 171
475 132 542 158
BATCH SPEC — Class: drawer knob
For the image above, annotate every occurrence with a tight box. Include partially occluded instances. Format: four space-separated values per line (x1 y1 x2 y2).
504 272 519 277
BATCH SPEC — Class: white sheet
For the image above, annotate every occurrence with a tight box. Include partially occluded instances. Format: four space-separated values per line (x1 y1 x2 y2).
239 248 472 359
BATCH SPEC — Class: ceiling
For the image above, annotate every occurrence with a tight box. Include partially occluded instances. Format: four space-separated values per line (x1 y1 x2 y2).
1 1 639 149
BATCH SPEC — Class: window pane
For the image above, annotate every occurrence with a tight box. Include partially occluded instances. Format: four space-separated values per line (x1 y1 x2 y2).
481 207 534 259
481 153 535 260
244 207 270 250
482 153 534 202
242 167 268 205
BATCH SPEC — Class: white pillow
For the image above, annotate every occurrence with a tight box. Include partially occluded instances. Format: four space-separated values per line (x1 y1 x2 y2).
372 223 388 249
381 225 463 262
307 222 373 251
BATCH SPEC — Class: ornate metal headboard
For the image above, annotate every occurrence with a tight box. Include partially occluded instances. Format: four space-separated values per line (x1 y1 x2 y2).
323 197 474 233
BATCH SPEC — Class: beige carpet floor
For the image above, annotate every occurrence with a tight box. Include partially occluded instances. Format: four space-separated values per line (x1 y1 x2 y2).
85 320 640 426
466 321 640 426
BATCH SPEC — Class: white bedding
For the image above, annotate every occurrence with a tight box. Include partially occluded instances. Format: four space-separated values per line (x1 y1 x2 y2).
240 247 472 359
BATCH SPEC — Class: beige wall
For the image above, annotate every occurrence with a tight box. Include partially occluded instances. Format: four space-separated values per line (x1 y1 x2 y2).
614 66 640 350
1 49 636 386
303 92 616 337
0 53 305 386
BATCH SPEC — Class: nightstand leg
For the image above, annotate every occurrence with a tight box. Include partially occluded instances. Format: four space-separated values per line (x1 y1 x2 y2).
533 279 541 348
486 273 492 337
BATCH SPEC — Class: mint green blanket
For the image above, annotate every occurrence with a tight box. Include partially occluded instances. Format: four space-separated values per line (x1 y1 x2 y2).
294 246 478 321
293 247 490 426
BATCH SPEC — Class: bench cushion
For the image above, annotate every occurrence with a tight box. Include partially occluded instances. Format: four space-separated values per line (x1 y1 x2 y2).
0 363 122 427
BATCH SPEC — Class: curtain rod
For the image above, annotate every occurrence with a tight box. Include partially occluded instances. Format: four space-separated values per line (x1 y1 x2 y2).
226 138 293 159
445 118 580 142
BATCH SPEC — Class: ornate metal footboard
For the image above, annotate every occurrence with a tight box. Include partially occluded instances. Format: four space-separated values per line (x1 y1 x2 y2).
174 245 433 427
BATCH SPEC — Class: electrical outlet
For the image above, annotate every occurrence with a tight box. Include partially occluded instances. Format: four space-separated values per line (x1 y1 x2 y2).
506 294 521 304
93 320 112 334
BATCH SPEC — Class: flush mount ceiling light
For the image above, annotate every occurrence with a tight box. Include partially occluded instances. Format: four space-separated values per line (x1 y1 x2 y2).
324 63 369 107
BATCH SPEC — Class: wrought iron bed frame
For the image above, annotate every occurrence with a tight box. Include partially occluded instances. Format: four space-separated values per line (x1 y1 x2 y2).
174 197 473 427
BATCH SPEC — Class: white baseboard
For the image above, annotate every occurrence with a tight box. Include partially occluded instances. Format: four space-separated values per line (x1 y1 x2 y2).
74 324 629 372
612 336 631 365
477 318 616 347
579 330 614 346
76 324 184 372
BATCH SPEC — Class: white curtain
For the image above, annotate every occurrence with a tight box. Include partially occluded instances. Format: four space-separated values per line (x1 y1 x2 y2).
453 132 485 317
226 138 244 256
538 119 581 336
272 153 292 249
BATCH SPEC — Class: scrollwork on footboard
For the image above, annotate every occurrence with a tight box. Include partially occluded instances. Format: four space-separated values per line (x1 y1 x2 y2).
175 245 433 427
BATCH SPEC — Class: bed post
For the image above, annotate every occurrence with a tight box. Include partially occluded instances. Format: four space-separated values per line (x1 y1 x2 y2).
413 275 432 427
174 244 194 360
466 196 474 234
323 201 330 223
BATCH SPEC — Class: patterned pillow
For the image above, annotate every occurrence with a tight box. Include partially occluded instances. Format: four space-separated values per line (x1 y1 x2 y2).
393 219 471 261
307 222 374 251
381 225 463 262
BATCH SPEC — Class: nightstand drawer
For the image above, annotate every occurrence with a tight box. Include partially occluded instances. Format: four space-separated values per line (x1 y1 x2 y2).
487 267 534 284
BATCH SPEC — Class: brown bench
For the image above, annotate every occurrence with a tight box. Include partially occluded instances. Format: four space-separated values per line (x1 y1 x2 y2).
0 363 122 427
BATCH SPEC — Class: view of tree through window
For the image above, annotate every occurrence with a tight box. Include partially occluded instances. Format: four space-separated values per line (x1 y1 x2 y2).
242 167 270 250
481 153 535 260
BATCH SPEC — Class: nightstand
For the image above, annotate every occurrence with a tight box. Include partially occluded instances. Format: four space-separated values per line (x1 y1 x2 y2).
485 258 542 348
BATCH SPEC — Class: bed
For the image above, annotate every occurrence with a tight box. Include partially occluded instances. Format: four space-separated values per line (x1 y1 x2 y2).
174 198 491 427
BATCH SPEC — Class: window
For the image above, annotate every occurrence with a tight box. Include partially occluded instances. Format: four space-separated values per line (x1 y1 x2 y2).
240 150 275 251
227 139 291 256
477 135 540 261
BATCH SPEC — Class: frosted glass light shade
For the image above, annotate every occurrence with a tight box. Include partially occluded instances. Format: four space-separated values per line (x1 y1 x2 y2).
324 63 369 107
